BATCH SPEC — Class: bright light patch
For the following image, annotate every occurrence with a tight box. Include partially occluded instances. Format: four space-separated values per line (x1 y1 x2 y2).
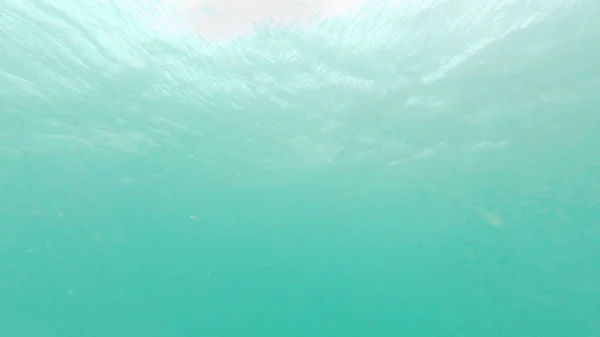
182 0 379 39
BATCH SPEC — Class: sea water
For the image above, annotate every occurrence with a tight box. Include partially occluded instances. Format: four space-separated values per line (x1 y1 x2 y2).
1 0 599 336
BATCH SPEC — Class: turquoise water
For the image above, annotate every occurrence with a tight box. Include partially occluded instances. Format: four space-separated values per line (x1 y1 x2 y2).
1 0 600 336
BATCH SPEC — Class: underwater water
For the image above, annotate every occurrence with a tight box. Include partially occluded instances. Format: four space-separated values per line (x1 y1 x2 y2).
1 0 600 336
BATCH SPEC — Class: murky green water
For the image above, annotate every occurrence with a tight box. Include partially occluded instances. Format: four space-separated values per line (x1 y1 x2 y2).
1 1 599 336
